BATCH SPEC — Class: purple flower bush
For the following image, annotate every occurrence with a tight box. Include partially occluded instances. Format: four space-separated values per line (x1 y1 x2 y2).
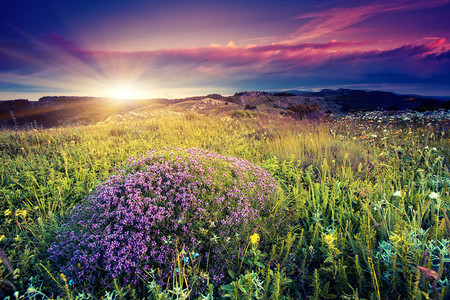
48 147 278 289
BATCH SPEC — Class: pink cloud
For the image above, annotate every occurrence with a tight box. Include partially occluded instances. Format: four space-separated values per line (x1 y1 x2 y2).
2 33 449 98
285 0 450 43
27 36 450 80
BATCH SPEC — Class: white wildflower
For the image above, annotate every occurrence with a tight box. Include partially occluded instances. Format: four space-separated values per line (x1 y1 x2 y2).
429 192 440 200
393 191 402 197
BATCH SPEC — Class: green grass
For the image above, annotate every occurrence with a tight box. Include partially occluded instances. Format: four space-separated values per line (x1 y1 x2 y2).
0 111 448 299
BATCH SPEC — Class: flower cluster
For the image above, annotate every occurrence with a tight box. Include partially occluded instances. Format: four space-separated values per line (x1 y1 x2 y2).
48 147 278 289
344 109 450 123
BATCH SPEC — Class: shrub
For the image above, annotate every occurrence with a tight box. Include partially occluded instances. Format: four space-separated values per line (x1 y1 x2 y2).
48 147 278 291
287 103 325 120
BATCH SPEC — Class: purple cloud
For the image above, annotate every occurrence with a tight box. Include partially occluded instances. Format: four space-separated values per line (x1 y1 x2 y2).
285 0 450 43
1 31 449 99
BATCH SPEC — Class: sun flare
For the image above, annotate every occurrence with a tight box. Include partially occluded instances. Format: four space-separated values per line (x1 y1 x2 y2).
110 86 137 99
101 82 156 100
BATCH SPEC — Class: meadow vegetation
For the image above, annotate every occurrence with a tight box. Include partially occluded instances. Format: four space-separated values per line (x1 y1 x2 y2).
0 110 448 299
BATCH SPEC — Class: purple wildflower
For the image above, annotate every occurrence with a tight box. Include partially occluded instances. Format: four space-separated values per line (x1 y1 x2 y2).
48 148 278 290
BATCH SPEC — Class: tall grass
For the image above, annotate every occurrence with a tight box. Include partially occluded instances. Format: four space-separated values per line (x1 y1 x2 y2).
0 111 448 299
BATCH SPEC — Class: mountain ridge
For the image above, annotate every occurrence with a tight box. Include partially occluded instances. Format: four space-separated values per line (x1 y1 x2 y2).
1 89 449 128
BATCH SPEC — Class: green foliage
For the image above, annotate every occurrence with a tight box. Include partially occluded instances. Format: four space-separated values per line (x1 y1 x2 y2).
0 111 449 299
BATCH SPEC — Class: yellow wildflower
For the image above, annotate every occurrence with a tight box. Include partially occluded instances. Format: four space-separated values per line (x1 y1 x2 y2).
323 233 341 255
323 233 337 246
4 209 12 217
250 233 260 244
0 235 5 242
15 209 27 218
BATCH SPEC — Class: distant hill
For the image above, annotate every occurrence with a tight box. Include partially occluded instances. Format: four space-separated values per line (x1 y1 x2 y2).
1 90 448 128
0 97 167 128
275 89 450 112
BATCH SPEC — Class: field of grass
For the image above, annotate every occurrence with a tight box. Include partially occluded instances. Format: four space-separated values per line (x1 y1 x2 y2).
0 110 449 299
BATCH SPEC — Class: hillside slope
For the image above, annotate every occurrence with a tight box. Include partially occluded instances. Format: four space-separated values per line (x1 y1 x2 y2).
1 90 448 128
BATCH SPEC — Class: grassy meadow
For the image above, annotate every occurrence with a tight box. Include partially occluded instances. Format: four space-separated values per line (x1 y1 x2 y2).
0 109 449 299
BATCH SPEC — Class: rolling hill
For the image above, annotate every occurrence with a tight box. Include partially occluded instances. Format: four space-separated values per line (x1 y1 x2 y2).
1 89 449 128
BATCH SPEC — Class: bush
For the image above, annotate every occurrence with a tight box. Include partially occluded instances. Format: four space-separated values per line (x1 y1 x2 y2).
287 103 325 120
48 147 278 291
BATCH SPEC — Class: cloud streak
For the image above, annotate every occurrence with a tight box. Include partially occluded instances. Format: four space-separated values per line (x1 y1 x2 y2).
1 32 449 99
285 0 450 43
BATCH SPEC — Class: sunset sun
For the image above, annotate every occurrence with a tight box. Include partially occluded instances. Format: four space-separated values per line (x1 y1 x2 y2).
109 85 141 100
110 86 136 99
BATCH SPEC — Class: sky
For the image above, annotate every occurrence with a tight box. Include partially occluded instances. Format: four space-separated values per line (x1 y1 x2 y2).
1 0 450 100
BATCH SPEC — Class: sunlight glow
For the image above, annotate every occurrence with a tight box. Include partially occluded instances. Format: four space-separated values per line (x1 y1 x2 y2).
110 86 139 99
